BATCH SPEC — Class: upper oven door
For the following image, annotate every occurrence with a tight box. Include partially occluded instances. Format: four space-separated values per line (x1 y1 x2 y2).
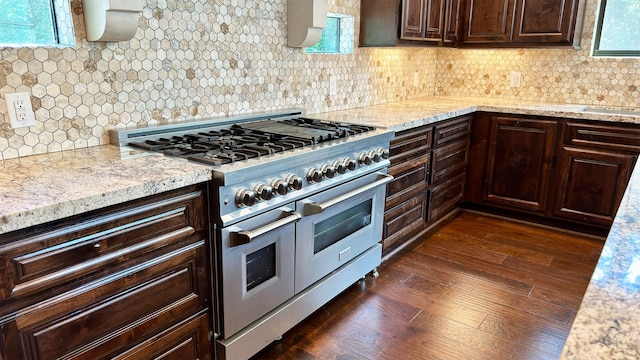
294 171 393 293
218 206 300 337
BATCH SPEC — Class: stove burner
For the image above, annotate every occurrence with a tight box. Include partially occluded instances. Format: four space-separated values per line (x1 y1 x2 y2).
127 117 375 166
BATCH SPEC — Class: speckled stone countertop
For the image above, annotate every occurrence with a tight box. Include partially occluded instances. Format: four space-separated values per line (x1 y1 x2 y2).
560 167 640 359
0 146 212 235
311 96 640 130
1 96 639 357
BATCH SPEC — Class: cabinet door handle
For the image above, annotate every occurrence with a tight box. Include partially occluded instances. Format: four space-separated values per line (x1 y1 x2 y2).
229 211 301 247
303 173 394 215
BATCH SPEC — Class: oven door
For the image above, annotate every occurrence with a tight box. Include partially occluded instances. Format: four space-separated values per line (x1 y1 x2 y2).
218 206 300 337
295 172 393 293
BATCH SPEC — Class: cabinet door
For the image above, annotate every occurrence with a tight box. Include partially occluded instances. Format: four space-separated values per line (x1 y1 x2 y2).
443 0 461 42
424 0 446 40
512 0 579 44
462 0 515 43
484 116 557 213
552 146 636 226
401 0 427 39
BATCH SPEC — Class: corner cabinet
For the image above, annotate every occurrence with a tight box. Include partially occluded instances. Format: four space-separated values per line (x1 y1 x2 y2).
483 116 558 213
0 184 213 360
461 0 582 46
382 116 470 255
360 0 460 46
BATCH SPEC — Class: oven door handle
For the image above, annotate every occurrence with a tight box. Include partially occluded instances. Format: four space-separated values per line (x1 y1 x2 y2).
303 173 394 215
229 211 302 247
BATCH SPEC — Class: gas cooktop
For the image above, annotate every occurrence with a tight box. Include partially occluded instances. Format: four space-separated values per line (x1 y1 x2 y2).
117 115 375 167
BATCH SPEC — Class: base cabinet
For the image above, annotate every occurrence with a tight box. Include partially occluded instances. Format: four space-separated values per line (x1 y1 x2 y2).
383 116 470 255
553 147 635 226
467 113 639 231
484 116 558 213
0 185 213 360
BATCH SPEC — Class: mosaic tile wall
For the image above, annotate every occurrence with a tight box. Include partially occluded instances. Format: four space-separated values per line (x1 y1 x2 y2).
436 0 640 106
0 0 638 160
0 0 438 160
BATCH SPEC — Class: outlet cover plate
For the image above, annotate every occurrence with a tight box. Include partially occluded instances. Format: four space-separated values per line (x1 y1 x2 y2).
5 92 35 129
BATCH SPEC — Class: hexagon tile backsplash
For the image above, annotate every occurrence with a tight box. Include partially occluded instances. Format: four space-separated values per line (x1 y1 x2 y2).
0 0 638 161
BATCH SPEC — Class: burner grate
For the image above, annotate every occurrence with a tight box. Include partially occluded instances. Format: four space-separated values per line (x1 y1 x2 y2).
125 117 374 166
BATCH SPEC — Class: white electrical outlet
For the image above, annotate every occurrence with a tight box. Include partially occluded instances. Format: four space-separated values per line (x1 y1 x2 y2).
5 92 35 128
329 76 337 96
510 71 522 88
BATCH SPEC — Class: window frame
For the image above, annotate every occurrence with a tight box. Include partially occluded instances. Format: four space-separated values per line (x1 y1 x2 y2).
0 0 75 48
592 0 640 57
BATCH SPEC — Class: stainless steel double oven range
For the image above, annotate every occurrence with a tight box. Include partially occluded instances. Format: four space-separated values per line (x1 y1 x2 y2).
111 109 394 359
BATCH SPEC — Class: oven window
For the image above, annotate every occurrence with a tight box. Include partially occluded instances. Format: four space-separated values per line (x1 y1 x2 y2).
246 243 276 291
314 199 373 254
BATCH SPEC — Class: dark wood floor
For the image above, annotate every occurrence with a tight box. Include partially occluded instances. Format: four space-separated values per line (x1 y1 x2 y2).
252 211 604 360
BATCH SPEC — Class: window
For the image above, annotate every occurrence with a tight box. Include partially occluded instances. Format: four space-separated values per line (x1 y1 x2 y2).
592 0 640 57
306 14 354 54
0 0 75 47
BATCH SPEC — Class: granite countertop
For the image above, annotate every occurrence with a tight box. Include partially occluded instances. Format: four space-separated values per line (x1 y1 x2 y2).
311 96 640 131
0 146 212 235
0 96 639 357
560 167 640 359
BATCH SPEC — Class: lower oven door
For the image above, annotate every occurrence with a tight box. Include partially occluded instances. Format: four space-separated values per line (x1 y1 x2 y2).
295 172 393 293
218 206 300 337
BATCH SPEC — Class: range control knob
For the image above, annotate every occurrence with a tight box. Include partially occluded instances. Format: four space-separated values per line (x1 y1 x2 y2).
286 175 303 190
254 184 273 201
344 158 357 171
369 149 381 163
378 147 390 160
307 168 324 183
235 189 256 207
358 152 372 166
271 179 289 196
333 160 347 174
322 164 336 178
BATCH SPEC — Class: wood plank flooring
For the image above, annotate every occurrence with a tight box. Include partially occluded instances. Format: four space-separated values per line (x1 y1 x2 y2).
251 211 604 360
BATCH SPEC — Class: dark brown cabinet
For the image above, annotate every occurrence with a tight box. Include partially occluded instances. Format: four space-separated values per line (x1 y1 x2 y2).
466 113 639 232
383 125 432 254
552 122 640 226
553 147 635 226
361 0 460 46
0 185 213 360
461 0 582 46
383 116 470 255
484 116 558 213
462 0 514 43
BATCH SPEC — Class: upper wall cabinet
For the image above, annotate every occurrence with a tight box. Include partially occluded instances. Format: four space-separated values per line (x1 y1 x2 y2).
461 0 583 46
360 0 460 46
360 0 583 47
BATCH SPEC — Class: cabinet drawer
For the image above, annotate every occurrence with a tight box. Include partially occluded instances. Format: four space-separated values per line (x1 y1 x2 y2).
431 139 469 185
114 312 211 360
386 154 430 209
429 173 465 222
434 116 471 147
0 186 206 306
383 192 428 252
389 126 433 165
564 122 640 152
4 241 209 360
